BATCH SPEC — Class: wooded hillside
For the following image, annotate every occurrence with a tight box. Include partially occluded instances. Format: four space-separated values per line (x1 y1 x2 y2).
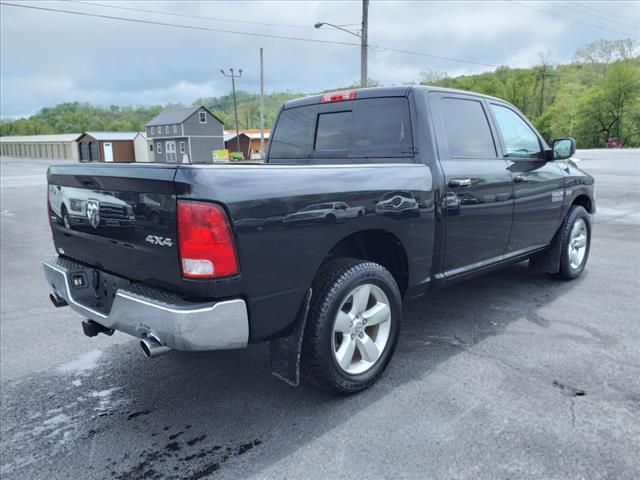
1 39 638 148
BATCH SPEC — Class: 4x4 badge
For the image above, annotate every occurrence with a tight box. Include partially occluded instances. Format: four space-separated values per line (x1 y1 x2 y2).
145 235 173 247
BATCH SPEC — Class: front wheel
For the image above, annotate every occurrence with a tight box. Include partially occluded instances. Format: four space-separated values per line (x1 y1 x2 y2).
301 258 402 394
553 206 592 280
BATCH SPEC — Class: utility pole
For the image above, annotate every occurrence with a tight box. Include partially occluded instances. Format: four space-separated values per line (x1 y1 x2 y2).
259 47 265 161
220 68 243 156
361 0 369 88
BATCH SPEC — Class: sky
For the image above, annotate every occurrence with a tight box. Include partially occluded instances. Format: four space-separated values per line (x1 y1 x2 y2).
1 0 639 118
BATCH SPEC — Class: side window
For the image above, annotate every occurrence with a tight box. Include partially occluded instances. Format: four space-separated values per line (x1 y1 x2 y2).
150 127 155 134
199 112 207 123
165 126 169 134
440 97 496 158
490 104 542 159
173 125 178 133
157 142 162 154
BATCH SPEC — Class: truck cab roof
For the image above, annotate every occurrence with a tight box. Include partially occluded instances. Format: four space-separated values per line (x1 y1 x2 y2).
282 85 503 110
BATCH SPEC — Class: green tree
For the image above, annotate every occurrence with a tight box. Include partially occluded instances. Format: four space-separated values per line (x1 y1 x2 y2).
574 62 640 147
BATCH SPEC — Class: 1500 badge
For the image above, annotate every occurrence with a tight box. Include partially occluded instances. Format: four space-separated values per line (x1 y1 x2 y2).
145 235 174 247
551 190 564 203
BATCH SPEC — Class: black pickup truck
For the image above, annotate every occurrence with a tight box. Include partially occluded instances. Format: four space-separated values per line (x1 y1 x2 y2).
44 86 595 393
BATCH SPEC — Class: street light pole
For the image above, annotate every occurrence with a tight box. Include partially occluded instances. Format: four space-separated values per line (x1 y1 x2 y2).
220 68 243 156
315 0 369 88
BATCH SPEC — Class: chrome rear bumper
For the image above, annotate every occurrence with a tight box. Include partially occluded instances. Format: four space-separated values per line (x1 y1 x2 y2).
43 255 249 351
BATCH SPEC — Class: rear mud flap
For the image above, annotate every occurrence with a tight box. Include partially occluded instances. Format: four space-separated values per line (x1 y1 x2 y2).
269 288 312 387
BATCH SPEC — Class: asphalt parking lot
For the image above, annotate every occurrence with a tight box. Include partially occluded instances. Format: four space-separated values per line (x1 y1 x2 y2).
1 150 639 480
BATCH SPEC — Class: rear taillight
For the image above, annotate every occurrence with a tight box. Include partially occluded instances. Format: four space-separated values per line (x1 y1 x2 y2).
320 90 356 103
177 201 238 279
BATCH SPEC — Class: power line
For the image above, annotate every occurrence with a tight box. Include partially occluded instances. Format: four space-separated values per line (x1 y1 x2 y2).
1 2 361 46
280 0 314 33
569 1 640 26
549 1 639 32
0 2 500 68
507 0 639 38
65 0 317 30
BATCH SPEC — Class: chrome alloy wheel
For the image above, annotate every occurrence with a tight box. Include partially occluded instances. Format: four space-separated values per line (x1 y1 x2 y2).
568 218 588 270
331 283 391 375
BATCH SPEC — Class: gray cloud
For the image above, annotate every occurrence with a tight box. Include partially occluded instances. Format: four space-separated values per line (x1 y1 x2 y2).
1 0 638 117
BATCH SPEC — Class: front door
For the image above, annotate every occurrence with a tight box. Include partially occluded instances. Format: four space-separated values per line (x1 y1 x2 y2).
166 141 176 162
430 92 514 276
103 142 113 162
488 102 565 253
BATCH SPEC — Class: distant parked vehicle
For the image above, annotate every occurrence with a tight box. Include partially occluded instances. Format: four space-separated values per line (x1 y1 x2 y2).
284 202 364 225
606 137 624 148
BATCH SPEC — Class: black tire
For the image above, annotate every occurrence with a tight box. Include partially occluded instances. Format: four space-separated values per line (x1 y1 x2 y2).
553 206 591 280
301 258 402 394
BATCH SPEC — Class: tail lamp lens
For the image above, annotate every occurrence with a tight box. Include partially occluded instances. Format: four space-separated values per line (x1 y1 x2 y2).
177 201 238 278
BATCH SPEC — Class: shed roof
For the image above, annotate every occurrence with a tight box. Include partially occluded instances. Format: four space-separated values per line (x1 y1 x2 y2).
0 133 82 143
83 131 138 141
146 105 223 127
146 106 200 126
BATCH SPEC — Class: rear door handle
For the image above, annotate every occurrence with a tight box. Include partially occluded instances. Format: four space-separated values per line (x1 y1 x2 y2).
514 175 529 183
448 178 472 188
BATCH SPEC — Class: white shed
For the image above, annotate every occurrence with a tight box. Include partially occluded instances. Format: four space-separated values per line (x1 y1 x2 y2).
134 132 153 162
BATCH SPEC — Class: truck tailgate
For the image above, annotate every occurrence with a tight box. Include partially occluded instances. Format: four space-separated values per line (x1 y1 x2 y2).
47 164 182 290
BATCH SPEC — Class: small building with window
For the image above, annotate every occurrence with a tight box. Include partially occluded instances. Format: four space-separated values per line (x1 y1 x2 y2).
77 132 137 162
145 106 224 163
224 129 270 160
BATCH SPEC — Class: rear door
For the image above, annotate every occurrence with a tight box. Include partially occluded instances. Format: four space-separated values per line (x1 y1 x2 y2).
488 102 564 253
429 92 514 276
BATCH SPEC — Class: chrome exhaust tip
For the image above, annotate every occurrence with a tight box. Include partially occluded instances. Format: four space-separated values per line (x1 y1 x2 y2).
140 335 171 358
50 292 68 308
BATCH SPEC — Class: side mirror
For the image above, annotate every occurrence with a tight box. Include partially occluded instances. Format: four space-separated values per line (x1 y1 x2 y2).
552 138 576 160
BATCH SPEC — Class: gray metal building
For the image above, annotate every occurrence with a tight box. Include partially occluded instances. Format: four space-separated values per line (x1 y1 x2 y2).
145 106 224 163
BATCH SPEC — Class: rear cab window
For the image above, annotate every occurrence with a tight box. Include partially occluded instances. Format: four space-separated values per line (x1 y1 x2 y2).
268 96 414 164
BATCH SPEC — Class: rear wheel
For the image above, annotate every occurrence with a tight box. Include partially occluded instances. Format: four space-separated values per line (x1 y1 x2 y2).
301 258 402 394
553 206 591 280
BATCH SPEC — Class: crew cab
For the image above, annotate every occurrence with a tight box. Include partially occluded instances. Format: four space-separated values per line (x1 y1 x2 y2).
43 86 595 393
